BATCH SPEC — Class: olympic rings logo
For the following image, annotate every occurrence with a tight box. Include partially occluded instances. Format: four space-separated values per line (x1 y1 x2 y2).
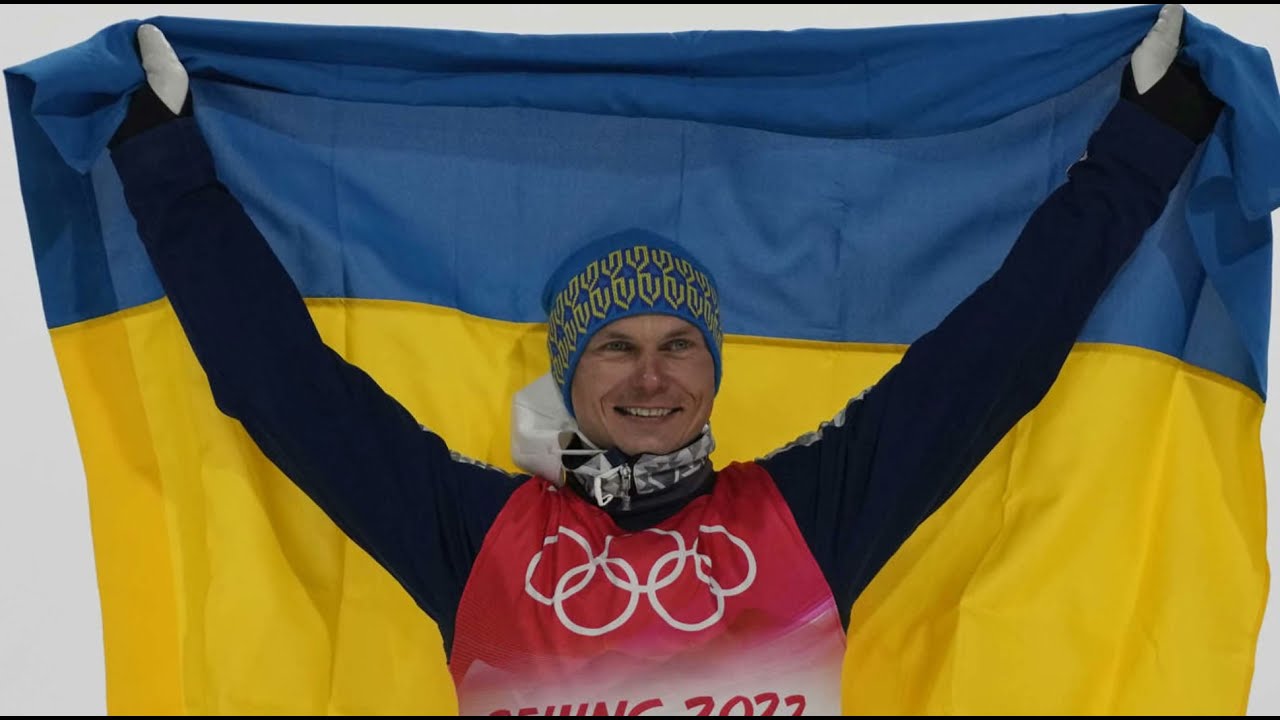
524 525 757 637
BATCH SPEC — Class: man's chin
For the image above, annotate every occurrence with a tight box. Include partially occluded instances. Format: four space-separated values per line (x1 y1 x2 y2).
612 432 694 458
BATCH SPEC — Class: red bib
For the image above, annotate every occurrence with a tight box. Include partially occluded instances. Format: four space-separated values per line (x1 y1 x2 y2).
451 461 846 716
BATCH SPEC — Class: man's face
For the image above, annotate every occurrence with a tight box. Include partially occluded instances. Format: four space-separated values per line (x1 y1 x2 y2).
570 314 716 457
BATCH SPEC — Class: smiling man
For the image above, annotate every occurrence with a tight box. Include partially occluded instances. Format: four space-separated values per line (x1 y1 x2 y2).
556 245 720 455
533 230 725 511
570 311 716 458
106 6 1222 715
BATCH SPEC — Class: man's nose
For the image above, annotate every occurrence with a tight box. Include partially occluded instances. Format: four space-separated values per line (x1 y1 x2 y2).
634 351 666 393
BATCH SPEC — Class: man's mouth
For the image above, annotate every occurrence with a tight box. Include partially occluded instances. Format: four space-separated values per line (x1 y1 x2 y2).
615 406 680 418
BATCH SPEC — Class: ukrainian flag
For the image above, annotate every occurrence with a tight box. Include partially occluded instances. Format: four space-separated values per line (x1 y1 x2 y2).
6 5 1279 715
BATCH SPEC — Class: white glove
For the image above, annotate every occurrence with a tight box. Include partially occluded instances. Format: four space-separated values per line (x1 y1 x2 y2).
1131 4 1184 95
137 24 189 115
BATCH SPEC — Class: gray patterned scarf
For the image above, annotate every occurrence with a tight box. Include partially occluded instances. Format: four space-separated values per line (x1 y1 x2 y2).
563 428 716 510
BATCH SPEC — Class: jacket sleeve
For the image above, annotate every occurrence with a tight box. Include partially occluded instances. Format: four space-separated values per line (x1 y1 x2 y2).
110 116 523 645
760 97 1201 626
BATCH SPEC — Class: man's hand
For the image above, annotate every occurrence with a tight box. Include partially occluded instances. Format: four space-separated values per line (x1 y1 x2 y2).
110 23 191 149
1119 3 1221 143
1131 4 1184 95
137 24 188 115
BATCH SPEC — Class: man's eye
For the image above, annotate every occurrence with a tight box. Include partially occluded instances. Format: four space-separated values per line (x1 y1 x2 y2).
603 341 631 352
666 338 694 352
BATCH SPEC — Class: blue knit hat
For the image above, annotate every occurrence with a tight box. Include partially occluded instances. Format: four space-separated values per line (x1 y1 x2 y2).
542 229 723 416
